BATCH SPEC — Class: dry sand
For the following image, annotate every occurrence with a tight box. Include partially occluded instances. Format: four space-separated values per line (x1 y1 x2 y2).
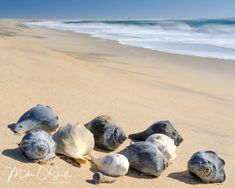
0 20 235 188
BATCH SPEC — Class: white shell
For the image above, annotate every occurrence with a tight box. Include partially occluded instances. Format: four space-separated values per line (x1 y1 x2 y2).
146 133 177 162
91 154 129 176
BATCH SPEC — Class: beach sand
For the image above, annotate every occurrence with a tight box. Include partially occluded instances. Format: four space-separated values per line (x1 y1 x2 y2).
0 20 235 188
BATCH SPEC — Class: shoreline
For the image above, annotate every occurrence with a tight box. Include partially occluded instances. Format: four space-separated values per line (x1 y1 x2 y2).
0 20 235 188
49 27 235 79
31 24 235 66
24 19 235 62
7 19 235 63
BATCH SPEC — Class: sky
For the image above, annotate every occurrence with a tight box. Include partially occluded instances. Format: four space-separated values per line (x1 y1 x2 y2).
0 0 234 19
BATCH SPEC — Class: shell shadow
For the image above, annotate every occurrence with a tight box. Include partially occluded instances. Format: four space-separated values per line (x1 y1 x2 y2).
89 161 99 173
2 148 30 163
87 163 119 184
56 154 81 168
86 167 96 185
86 179 95 185
86 162 100 184
93 146 111 153
125 168 156 179
167 170 202 185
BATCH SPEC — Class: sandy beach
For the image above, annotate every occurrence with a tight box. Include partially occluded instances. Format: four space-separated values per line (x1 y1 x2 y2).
0 20 235 188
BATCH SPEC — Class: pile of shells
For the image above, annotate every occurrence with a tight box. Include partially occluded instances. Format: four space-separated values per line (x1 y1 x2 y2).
8 104 226 184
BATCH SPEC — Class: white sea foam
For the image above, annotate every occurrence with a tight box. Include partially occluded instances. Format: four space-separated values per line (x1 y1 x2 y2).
25 19 235 61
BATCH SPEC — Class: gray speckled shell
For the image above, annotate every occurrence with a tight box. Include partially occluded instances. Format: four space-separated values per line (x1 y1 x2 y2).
20 129 57 162
85 115 127 151
188 151 226 183
128 120 183 146
12 104 59 134
120 141 168 177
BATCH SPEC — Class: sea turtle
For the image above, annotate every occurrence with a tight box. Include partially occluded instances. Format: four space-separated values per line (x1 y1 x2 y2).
146 133 177 162
19 129 57 163
128 120 183 146
85 115 127 151
12 104 59 134
53 123 94 164
120 141 168 177
91 153 129 176
188 151 226 183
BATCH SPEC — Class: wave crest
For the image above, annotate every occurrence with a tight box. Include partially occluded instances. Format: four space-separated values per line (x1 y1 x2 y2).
25 19 235 60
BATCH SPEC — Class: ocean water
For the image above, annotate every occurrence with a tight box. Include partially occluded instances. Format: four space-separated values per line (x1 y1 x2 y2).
25 19 235 60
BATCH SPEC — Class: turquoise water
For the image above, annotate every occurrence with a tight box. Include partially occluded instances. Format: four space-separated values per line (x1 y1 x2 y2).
26 18 235 60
